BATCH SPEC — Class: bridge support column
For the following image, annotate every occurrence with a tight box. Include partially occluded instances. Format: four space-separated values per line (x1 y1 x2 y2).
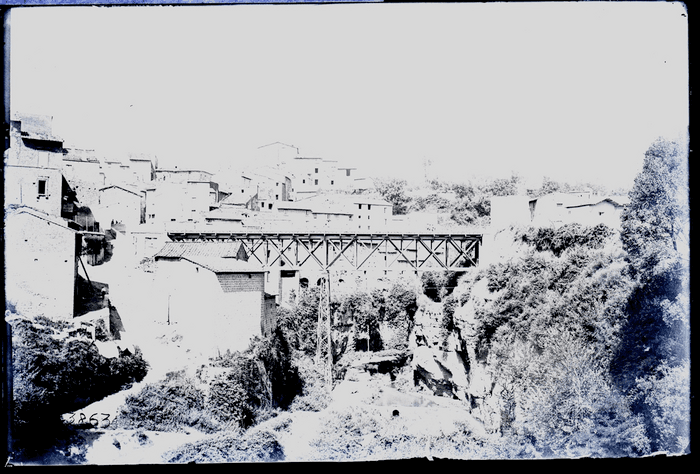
316 271 333 392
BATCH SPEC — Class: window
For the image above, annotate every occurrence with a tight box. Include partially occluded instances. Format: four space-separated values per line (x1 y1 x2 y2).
346 169 351 177
268 203 273 209
314 179 318 185
315 168 319 173
331 180 334 185
37 179 47 196
358 204 363 210
276 195 279 200
368 204 372 210
302 179 306 184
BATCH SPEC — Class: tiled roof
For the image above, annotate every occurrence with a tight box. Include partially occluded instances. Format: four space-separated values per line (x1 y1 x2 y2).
5 205 76 231
153 241 246 259
179 256 266 274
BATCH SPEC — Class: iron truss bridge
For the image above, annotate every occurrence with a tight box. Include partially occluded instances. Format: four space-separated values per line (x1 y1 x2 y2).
167 231 483 271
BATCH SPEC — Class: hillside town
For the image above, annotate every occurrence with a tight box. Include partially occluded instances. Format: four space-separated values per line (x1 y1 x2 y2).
4 1 689 463
4 112 636 359
5 108 690 465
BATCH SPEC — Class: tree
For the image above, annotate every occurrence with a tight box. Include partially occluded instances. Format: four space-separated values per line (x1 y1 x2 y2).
487 174 522 197
621 137 689 273
375 178 411 215
613 137 690 453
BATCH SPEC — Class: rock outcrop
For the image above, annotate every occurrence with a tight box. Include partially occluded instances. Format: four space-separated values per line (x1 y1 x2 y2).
407 283 503 432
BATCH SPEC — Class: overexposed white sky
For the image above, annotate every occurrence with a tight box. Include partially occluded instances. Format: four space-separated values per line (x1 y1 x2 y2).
8 2 689 189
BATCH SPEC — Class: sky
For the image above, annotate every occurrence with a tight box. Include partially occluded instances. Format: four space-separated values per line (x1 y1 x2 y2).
7 2 689 190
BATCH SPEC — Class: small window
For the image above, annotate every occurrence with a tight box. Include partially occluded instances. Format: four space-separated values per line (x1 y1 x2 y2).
268 203 273 209
331 180 334 185
314 179 318 185
37 179 47 196
358 204 363 210
368 204 372 210
302 179 306 184
346 169 351 177
315 168 319 173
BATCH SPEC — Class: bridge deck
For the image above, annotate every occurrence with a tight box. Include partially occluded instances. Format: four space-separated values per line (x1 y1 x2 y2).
168 231 483 240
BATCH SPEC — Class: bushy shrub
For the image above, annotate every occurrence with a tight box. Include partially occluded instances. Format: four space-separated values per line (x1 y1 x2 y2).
277 286 320 355
287 355 332 413
9 312 149 458
518 223 613 257
163 427 285 463
111 370 220 433
206 361 263 430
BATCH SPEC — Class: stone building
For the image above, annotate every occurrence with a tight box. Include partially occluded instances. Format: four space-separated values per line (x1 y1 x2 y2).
4 114 78 220
98 185 145 230
153 242 276 357
4 206 82 320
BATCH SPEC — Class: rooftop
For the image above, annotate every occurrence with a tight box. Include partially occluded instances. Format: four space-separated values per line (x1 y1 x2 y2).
153 241 247 260
178 256 266 274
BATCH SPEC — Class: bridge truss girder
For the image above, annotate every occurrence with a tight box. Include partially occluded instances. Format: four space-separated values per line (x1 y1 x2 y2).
167 232 482 272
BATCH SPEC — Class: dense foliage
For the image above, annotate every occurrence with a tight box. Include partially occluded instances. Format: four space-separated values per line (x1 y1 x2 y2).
450 137 690 457
279 281 418 359
111 370 220 433
113 329 302 433
517 223 613 257
456 223 646 455
612 137 690 453
375 178 412 215
162 427 285 463
9 312 149 458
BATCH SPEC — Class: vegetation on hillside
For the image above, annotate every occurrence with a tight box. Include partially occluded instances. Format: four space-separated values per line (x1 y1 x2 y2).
9 136 687 463
111 328 302 434
8 312 149 460
375 172 622 229
445 137 690 457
